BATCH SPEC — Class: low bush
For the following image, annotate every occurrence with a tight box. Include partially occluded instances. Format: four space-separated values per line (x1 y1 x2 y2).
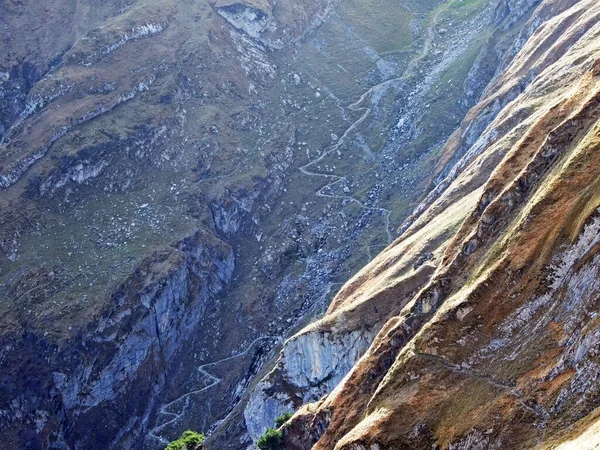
165 430 206 450
274 412 293 428
257 427 283 450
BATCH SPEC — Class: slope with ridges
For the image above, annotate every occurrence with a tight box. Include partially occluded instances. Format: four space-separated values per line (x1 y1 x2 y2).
280 0 600 448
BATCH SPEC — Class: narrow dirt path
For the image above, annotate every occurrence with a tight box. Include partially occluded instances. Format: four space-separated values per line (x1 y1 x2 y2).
148 336 274 446
298 2 448 246
415 352 550 421
298 80 394 245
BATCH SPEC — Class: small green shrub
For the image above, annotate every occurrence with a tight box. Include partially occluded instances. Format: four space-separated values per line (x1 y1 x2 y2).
257 427 283 450
274 412 293 428
164 430 206 450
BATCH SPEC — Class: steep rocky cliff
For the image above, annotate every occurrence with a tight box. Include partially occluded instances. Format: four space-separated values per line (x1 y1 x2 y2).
272 0 600 448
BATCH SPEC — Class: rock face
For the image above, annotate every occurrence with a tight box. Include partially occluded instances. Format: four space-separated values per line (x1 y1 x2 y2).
217 3 273 42
1 231 234 449
276 0 600 448
245 328 375 442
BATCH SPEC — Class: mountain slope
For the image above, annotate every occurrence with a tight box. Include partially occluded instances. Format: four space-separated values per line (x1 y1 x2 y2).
272 1 600 448
4 0 595 448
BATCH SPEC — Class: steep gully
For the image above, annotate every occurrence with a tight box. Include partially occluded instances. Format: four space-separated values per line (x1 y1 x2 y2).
150 3 446 446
